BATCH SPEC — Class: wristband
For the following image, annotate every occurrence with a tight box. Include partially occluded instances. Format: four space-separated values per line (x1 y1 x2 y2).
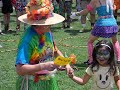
39 63 44 70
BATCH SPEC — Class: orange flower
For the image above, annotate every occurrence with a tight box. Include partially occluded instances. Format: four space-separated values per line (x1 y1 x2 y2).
26 0 53 20
32 10 39 15
31 10 39 20
30 0 37 5
45 0 51 6
40 8 50 16
70 54 77 64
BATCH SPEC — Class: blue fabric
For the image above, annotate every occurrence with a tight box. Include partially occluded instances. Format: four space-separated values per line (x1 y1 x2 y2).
91 5 119 38
96 6 113 16
95 6 117 26
16 26 54 65
16 26 37 65
96 18 117 26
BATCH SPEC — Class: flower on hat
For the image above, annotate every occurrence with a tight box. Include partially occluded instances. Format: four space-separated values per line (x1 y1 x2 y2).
26 0 54 20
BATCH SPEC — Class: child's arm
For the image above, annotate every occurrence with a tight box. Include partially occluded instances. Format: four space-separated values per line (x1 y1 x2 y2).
70 0 96 19
54 45 64 57
114 76 120 90
68 69 91 85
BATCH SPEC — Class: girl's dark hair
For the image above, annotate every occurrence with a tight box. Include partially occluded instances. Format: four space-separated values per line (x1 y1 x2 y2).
91 40 116 75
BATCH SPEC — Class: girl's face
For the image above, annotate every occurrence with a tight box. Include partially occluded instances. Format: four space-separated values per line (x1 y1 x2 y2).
34 25 51 34
96 47 110 66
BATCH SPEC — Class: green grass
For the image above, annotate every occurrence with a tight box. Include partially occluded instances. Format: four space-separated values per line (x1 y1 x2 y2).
0 7 120 90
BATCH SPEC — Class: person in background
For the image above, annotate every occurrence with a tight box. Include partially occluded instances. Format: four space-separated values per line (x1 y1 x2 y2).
0 17 4 47
70 0 120 65
68 40 120 90
114 0 120 20
13 0 28 34
2 0 13 33
78 0 95 32
15 0 72 89
58 0 72 28
0 20 4 35
0 0 3 35
0 22 3 48
76 0 81 11
52 0 59 13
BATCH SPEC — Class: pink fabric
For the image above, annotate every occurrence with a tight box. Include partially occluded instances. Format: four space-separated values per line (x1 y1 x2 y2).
88 41 94 63
11 0 16 5
36 70 49 75
113 41 120 61
87 4 94 11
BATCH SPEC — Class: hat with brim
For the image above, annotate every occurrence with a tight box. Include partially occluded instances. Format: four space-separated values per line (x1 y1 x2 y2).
18 13 65 25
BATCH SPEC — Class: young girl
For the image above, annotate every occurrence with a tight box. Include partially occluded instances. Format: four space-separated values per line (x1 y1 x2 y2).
68 40 120 90
70 0 120 65
14 0 28 33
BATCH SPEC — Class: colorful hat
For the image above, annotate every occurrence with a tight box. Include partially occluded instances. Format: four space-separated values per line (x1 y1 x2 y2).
18 0 65 25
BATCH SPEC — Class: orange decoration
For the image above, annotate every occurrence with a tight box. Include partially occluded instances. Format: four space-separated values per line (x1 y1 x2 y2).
40 8 50 16
26 0 53 20
45 0 51 6
30 0 37 5
70 54 77 64
32 10 39 15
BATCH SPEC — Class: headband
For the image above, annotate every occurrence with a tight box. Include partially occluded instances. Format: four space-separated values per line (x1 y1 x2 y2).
101 44 111 50
95 44 111 50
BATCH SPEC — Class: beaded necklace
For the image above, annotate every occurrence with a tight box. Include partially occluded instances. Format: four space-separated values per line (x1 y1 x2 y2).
39 34 46 49
30 31 54 64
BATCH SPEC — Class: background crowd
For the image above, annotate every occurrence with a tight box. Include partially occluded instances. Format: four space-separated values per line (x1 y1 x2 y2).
0 0 120 90
0 0 120 34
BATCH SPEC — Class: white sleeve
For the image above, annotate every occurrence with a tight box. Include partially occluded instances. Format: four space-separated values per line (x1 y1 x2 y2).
85 66 93 76
114 66 120 76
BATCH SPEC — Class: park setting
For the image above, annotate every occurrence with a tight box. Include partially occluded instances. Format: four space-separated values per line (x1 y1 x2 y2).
0 0 120 90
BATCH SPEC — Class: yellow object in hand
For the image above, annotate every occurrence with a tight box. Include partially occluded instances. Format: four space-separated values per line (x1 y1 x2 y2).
54 56 71 66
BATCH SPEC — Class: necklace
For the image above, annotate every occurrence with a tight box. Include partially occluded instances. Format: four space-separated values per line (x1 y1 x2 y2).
39 34 46 49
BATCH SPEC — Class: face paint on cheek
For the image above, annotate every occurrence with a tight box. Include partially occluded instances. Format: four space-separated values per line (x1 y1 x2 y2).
96 50 110 60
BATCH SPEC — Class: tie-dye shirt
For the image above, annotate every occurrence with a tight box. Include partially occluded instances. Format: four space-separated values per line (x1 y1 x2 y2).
16 26 55 65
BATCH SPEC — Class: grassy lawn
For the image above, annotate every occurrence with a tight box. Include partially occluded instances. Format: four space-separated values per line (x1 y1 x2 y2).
0 4 120 90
